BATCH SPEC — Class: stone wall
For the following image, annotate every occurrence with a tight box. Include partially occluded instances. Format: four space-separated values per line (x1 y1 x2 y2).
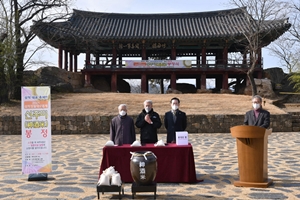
290 112 300 131
0 113 294 135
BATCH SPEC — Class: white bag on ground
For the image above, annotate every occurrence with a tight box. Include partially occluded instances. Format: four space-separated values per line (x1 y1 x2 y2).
98 173 110 186
111 173 122 186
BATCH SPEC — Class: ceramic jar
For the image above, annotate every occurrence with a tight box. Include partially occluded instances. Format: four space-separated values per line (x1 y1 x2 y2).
130 151 157 185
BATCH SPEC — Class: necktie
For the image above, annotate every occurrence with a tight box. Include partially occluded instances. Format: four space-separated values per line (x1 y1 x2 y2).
173 111 176 122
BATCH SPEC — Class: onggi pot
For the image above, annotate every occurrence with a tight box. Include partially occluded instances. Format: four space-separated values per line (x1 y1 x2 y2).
130 151 157 185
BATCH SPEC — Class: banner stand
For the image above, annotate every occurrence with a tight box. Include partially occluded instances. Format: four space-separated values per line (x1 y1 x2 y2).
28 173 48 181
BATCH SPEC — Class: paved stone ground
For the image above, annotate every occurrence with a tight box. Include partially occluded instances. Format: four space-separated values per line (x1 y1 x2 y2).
0 132 300 200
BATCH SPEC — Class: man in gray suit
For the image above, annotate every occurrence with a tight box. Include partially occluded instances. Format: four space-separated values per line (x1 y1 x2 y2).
244 95 270 129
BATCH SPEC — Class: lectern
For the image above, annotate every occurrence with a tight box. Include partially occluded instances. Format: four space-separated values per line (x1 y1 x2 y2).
230 125 272 188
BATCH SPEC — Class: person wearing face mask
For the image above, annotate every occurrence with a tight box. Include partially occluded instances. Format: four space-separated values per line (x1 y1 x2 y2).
110 104 136 145
244 95 270 129
135 100 162 144
164 97 187 143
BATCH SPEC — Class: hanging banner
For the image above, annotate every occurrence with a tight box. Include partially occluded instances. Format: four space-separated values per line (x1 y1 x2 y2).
21 86 52 174
124 60 192 68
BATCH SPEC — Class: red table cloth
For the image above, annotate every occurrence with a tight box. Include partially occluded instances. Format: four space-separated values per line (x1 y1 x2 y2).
99 143 199 183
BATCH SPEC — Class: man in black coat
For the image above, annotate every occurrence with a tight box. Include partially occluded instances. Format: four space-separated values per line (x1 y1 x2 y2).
135 100 162 144
164 97 187 143
244 95 270 129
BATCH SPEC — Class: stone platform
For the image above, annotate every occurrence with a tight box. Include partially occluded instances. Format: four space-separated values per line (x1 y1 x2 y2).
0 132 299 199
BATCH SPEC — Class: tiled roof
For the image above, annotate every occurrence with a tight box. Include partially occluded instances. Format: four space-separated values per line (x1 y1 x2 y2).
32 7 290 49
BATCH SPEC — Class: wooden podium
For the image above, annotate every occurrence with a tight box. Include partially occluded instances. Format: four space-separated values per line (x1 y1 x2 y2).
230 125 273 188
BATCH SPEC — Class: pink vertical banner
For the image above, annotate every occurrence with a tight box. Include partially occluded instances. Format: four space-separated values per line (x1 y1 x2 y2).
21 86 52 174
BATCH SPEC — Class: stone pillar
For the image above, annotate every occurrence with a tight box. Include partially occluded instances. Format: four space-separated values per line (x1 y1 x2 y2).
111 73 117 92
58 44 63 69
84 73 92 87
141 73 147 93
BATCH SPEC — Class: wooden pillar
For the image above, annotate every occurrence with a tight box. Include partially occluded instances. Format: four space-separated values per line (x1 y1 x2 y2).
201 73 206 90
74 54 78 72
160 79 164 94
111 73 117 92
119 53 123 68
196 76 200 89
257 70 263 79
223 44 228 65
58 44 63 69
146 78 149 93
112 45 117 66
216 50 223 65
196 51 200 67
69 51 73 72
243 52 247 65
96 54 100 65
171 41 176 60
86 49 90 65
222 72 228 89
257 48 262 67
142 45 147 60
201 46 206 66
216 75 222 90
141 73 147 93
171 72 176 90
64 50 68 71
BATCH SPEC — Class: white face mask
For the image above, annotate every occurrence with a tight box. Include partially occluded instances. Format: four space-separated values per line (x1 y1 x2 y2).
172 105 178 111
119 110 126 116
145 107 151 113
252 103 260 110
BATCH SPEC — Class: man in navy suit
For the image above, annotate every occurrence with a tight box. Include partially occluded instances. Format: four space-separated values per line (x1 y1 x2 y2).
164 97 187 143
244 95 270 129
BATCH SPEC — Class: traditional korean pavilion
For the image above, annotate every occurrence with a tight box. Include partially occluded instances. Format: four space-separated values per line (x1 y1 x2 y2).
32 7 290 93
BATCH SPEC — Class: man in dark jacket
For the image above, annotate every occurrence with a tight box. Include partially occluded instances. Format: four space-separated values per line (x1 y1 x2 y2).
135 100 162 144
244 95 270 129
164 97 187 143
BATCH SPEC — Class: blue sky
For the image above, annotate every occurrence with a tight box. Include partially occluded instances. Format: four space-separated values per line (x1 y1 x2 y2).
30 0 283 71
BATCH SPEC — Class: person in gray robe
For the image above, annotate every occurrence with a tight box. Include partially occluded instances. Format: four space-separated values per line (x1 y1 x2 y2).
110 104 136 145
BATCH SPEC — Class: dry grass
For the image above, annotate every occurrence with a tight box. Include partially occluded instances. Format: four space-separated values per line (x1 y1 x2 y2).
0 93 287 116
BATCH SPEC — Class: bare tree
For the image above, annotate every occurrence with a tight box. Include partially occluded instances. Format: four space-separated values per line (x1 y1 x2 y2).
229 0 290 96
268 36 300 72
268 1 300 73
0 0 73 100
0 32 9 104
